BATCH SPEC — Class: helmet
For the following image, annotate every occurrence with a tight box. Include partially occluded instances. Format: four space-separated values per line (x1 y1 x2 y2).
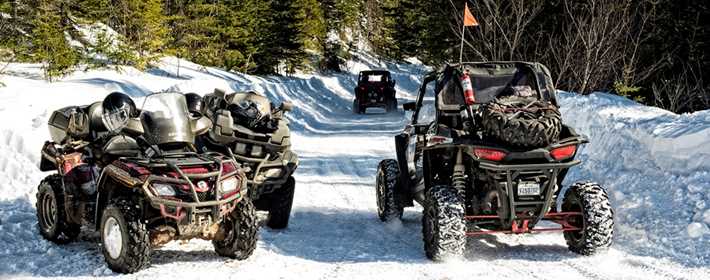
227 92 276 132
185 93 204 118
101 92 137 132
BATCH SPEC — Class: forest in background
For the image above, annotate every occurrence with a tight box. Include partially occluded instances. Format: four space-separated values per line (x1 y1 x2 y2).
0 0 708 113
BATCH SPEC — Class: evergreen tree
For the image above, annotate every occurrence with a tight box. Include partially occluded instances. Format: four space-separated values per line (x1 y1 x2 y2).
31 0 80 80
107 0 167 69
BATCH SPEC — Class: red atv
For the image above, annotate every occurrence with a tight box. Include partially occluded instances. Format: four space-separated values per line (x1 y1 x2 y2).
36 92 257 273
353 70 397 113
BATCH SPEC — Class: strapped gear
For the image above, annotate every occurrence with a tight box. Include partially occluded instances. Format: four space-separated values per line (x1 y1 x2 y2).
227 92 278 133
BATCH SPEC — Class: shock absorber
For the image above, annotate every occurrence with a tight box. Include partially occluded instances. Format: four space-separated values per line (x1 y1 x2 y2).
452 148 467 196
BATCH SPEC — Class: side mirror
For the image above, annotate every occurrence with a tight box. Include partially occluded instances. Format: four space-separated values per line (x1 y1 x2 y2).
191 116 212 136
403 102 416 111
391 80 396 86
280 102 294 112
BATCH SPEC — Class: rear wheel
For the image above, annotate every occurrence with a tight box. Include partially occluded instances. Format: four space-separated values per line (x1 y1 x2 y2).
422 185 466 261
266 176 296 229
213 197 258 260
36 174 81 244
386 98 397 112
100 198 151 274
376 159 403 222
562 182 614 255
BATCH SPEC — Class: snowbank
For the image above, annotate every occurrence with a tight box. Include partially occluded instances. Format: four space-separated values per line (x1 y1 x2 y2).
559 92 710 266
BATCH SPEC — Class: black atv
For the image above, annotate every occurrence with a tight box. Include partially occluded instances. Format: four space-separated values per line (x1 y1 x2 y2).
376 62 614 260
36 92 258 273
199 89 299 229
353 70 397 113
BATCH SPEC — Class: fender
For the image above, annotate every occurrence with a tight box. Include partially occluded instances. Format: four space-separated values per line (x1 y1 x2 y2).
93 165 141 230
394 133 413 206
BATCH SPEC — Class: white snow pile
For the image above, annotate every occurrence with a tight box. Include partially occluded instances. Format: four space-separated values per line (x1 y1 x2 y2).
0 54 708 279
558 92 710 266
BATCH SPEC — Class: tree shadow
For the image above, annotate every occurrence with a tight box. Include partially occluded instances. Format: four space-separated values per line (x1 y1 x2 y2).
258 208 428 264
146 68 192 80
66 78 151 97
463 233 575 262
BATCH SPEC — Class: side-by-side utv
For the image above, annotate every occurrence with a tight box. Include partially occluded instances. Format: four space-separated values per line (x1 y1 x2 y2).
36 92 258 273
353 70 397 113
375 62 614 260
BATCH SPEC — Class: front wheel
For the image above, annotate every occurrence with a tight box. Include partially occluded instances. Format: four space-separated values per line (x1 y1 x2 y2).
376 159 403 222
213 197 258 260
266 176 296 229
562 182 614 255
100 198 151 274
422 185 466 261
36 174 81 244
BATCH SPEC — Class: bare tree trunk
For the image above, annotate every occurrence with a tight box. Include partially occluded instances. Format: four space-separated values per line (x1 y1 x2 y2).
447 0 544 62
549 0 634 94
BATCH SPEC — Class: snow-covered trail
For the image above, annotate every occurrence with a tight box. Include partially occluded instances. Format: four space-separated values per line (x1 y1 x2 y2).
0 55 708 279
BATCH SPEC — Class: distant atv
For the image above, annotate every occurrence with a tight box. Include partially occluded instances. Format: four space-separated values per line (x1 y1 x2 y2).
200 89 298 229
353 70 397 113
36 92 257 273
376 62 614 260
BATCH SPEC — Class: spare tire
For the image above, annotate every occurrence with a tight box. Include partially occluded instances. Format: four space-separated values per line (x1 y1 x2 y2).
481 101 561 148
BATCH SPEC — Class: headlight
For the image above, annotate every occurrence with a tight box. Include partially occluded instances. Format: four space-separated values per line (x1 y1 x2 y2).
220 177 239 193
264 168 282 178
152 183 176 196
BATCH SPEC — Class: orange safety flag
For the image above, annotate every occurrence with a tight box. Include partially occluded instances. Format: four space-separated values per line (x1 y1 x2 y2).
463 3 479 27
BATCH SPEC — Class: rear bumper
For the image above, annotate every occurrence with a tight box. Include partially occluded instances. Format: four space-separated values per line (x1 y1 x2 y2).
232 150 299 198
476 160 581 230
478 160 580 171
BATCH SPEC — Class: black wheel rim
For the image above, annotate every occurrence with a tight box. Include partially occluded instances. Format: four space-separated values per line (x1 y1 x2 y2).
564 195 585 242
40 191 57 230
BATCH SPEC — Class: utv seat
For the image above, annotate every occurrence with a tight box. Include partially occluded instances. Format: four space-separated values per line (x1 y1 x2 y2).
435 68 466 130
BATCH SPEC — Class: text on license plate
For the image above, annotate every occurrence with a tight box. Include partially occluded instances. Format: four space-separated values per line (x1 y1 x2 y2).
517 182 541 196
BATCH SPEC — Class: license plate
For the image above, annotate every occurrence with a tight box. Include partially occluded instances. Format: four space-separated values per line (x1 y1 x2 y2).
370 99 377 103
517 182 540 196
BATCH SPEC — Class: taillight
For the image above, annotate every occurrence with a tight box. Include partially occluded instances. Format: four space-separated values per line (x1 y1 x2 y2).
427 135 453 146
473 148 507 161
550 145 576 161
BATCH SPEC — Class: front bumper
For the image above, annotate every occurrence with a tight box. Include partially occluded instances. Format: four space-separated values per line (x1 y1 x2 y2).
106 154 248 226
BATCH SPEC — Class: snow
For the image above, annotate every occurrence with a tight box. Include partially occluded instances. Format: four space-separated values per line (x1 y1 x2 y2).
558 92 710 265
0 53 708 279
